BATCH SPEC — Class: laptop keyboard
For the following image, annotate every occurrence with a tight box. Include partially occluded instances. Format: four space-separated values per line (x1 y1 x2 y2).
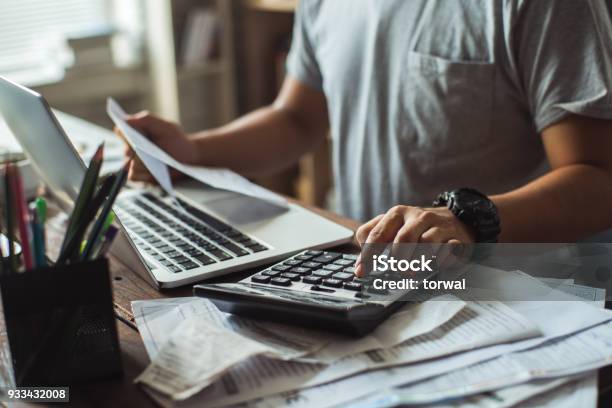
114 193 269 273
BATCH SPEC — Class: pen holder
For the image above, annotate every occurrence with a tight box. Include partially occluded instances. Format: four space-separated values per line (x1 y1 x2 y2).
0 258 123 386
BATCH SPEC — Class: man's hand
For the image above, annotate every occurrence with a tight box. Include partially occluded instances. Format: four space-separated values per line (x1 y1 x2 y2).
115 111 198 182
354 206 475 276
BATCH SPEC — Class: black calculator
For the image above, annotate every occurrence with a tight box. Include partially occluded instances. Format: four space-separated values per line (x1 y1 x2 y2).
194 250 435 336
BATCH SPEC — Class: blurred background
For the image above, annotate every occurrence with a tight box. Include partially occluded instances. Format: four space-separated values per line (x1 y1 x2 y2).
0 0 333 208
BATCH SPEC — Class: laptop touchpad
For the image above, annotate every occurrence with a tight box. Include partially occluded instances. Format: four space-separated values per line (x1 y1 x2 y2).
176 180 287 225
204 195 288 225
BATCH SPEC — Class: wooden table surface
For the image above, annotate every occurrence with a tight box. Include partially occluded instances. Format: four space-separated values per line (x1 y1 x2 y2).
7 202 612 407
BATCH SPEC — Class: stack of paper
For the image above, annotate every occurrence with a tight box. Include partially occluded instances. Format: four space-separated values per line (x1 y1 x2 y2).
132 268 612 407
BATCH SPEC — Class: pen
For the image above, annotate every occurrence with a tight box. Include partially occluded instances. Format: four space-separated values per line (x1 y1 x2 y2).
93 226 119 259
29 203 46 268
8 164 34 270
57 171 116 264
81 161 129 261
84 212 115 260
59 143 104 256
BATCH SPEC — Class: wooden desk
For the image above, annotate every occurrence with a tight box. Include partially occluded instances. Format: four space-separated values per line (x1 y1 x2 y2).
8 203 612 407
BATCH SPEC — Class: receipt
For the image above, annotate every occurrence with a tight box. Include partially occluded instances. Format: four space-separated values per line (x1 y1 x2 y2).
135 317 282 400
107 98 287 208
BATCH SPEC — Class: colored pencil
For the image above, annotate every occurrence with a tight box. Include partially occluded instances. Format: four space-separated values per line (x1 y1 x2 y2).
57 171 116 264
59 143 104 255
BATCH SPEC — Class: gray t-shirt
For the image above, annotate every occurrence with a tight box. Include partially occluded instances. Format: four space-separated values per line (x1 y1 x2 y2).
286 0 612 222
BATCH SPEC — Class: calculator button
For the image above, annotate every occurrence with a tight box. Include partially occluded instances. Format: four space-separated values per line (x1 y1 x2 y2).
343 266 357 274
281 272 301 282
168 265 182 273
322 278 343 288
332 272 354 282
311 285 335 293
295 254 314 261
323 264 344 272
334 259 354 266
284 260 302 267
301 262 322 269
313 269 334 278
344 282 363 291
306 250 324 256
290 267 311 275
355 292 371 299
272 265 292 272
303 276 323 285
263 270 281 278
270 278 292 287
313 253 342 263
343 254 359 261
251 275 271 284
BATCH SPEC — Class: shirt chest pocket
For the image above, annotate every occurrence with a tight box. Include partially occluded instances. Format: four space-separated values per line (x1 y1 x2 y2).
398 51 496 156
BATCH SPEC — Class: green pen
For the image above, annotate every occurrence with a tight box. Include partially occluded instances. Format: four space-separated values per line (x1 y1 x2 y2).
35 197 47 223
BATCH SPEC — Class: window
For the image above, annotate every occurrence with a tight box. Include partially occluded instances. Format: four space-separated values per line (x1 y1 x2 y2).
0 0 112 75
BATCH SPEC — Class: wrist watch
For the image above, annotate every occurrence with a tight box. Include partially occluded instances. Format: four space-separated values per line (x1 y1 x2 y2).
433 188 501 243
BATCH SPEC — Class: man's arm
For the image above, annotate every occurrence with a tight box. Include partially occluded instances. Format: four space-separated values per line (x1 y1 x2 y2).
190 77 329 176
354 115 612 275
124 77 329 180
494 115 612 242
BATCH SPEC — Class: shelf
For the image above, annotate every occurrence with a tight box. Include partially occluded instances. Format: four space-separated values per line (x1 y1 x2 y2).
246 0 297 13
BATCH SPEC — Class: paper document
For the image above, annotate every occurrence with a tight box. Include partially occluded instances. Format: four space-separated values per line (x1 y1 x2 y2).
136 318 277 400
310 294 466 362
240 278 608 408
134 296 464 400
518 374 597 408
133 296 465 363
106 98 287 208
137 270 611 408
169 300 538 408
133 298 328 361
345 375 590 408
378 321 612 405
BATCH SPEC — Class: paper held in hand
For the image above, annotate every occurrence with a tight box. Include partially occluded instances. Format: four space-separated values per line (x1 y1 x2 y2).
106 98 288 208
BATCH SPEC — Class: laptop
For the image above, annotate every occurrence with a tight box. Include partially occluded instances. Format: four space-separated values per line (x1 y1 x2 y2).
0 76 354 288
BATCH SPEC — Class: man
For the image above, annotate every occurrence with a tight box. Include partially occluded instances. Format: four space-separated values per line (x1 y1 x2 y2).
126 0 612 276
